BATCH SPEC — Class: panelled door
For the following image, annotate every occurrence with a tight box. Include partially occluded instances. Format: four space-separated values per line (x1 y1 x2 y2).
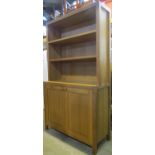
46 85 68 133
67 88 93 145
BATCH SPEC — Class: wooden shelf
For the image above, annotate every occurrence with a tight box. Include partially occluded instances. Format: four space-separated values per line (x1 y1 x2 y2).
45 81 97 88
49 55 96 62
48 30 96 45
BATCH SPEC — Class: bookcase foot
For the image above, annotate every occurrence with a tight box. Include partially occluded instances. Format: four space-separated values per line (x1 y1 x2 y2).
106 133 111 141
92 144 97 155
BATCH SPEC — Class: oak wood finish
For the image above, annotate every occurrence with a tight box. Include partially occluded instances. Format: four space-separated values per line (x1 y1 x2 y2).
48 30 96 45
68 88 93 145
48 40 96 60
49 55 96 62
97 87 109 142
48 86 68 133
44 2 111 154
44 80 97 88
44 83 49 129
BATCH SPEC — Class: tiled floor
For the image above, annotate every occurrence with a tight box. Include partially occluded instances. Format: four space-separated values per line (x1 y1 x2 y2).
44 129 112 155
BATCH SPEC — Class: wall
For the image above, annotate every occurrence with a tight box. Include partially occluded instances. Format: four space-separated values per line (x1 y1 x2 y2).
43 50 48 81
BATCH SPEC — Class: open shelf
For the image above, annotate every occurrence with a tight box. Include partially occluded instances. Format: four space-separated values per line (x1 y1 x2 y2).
47 3 98 86
48 30 96 45
49 61 97 85
49 55 96 62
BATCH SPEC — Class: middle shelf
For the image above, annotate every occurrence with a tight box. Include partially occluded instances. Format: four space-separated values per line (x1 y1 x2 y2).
48 30 96 45
49 55 96 62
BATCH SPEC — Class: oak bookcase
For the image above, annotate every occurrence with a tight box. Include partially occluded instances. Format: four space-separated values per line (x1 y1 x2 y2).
44 2 111 154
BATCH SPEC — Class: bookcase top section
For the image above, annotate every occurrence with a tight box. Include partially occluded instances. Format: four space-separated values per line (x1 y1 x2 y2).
48 2 97 28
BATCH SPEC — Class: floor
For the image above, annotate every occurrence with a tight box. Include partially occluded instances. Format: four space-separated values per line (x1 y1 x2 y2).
44 129 112 155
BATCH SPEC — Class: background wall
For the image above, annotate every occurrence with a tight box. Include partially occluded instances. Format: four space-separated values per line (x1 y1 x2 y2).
43 50 48 81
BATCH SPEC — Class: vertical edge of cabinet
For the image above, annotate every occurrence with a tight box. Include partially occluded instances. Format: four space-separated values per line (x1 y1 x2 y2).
96 4 100 86
92 88 98 154
44 82 49 129
96 3 110 86
96 86 109 143
108 3 112 141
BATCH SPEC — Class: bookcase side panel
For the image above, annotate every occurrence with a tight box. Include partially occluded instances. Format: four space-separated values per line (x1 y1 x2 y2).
96 4 110 86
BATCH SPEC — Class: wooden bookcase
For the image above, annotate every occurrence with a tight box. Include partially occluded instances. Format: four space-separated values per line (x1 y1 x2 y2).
44 2 111 154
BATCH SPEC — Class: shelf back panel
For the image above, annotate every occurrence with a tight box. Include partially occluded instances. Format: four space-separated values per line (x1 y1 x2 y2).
49 40 96 59
61 20 96 38
49 61 97 85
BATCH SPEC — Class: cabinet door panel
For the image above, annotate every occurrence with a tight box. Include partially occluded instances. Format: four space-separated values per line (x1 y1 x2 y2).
68 88 93 145
47 86 67 133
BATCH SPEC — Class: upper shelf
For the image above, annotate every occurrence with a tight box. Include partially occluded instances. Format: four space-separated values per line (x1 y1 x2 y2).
47 3 96 29
48 30 96 45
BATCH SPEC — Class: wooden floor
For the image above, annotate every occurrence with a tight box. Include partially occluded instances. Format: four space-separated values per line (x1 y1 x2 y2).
44 129 112 155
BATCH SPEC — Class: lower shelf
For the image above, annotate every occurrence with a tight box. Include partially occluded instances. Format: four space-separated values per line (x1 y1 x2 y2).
45 80 97 87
